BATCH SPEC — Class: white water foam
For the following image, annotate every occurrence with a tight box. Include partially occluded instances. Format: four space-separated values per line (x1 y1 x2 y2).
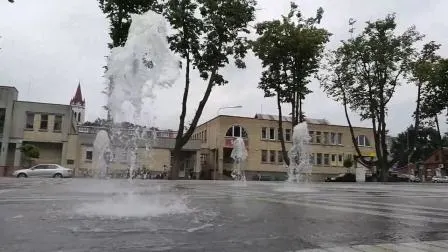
75 193 192 218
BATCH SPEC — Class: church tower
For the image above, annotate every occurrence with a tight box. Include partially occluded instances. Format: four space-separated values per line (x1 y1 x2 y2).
70 82 86 125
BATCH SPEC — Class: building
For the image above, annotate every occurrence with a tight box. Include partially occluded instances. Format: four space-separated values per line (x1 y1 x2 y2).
0 85 201 178
0 86 78 175
70 83 86 125
76 125 201 178
193 114 375 181
422 147 448 180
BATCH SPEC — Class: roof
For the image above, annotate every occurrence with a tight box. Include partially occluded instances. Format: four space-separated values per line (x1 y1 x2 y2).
254 113 330 125
70 82 85 106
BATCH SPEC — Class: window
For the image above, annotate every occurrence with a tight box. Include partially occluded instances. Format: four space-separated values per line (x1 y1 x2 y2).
324 154 330 165
337 133 343 145
26 113 34 129
309 131 314 143
323 132 329 144
0 108 5 133
270 150 276 163
67 159 75 165
226 125 248 138
261 150 267 162
338 154 343 162
316 153 322 165
40 114 48 130
357 135 370 147
331 154 336 162
54 115 62 132
204 130 207 141
269 128 275 140
261 127 267 139
278 151 284 163
86 151 93 160
285 129 291 141
315 132 321 144
277 128 282 140
330 132 336 145
309 153 315 165
77 112 81 122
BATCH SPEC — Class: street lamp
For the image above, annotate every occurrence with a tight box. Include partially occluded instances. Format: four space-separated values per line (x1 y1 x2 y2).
214 105 243 180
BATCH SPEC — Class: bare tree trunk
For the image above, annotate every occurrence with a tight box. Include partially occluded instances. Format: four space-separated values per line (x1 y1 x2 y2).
277 91 290 166
408 81 422 164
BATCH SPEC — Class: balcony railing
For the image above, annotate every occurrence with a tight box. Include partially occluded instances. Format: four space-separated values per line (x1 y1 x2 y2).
77 125 178 139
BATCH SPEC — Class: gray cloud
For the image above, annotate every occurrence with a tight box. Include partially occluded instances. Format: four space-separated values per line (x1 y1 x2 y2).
1 0 447 136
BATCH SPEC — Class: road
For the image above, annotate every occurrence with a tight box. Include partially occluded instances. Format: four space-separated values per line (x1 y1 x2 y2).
1 178 448 251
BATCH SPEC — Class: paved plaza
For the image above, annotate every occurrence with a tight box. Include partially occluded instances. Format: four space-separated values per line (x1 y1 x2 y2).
2 178 448 251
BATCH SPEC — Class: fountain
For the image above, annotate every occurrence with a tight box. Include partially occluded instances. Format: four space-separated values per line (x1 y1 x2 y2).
287 122 312 183
74 10 190 218
92 130 112 178
104 10 180 180
230 137 248 181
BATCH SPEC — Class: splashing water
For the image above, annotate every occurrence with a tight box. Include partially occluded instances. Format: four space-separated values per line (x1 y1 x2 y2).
104 10 180 180
287 122 312 183
230 137 248 181
92 130 112 178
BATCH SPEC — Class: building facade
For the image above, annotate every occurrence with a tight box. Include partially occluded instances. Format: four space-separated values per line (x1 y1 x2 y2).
193 114 376 181
0 86 78 175
0 85 201 177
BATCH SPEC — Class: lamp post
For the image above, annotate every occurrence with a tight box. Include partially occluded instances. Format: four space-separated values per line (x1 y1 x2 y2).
214 105 243 180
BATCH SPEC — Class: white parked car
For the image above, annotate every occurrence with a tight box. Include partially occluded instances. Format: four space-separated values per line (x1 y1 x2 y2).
432 176 448 183
12 164 73 178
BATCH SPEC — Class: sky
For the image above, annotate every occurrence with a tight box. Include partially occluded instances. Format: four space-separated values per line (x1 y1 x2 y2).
0 0 447 136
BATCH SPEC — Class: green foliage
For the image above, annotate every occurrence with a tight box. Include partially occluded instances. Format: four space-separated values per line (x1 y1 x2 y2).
420 58 448 121
97 0 162 49
252 2 331 125
20 144 39 167
343 158 353 169
391 125 448 167
320 14 423 181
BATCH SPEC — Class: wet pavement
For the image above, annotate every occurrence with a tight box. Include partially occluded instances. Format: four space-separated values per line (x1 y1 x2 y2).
1 178 448 251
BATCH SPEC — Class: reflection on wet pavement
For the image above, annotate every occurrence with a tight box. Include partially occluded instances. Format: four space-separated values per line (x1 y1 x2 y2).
2 178 448 251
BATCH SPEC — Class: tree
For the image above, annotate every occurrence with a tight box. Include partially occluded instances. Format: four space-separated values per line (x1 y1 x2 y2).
408 41 441 164
20 144 40 167
390 125 448 167
252 2 330 165
165 0 256 179
97 0 162 49
343 158 353 172
320 14 422 181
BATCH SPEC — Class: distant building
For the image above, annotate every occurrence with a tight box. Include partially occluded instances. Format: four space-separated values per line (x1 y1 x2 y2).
422 147 448 180
0 86 78 174
193 114 375 181
0 85 201 178
70 82 86 125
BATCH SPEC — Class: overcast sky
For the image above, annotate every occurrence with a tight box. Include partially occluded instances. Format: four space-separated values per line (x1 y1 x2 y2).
1 0 447 136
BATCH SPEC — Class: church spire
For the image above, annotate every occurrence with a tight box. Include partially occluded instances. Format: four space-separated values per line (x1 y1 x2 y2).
70 82 85 106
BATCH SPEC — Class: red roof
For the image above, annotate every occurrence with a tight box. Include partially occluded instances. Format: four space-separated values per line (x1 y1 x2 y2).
70 82 85 106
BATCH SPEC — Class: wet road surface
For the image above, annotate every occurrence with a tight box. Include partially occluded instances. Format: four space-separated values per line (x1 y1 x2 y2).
1 178 448 251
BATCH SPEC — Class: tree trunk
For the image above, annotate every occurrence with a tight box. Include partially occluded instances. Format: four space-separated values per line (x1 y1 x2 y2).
171 68 217 179
435 115 445 169
171 54 191 180
291 94 296 127
277 91 290 166
408 81 422 164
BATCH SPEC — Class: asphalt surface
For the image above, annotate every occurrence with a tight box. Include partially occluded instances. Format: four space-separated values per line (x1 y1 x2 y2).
2 178 448 252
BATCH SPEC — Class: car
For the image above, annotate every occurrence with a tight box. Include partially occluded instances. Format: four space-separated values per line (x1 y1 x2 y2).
325 173 356 182
432 176 448 183
12 164 73 178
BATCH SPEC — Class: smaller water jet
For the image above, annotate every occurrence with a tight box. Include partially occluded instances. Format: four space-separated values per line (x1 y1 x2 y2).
92 130 112 178
287 122 312 183
230 137 248 181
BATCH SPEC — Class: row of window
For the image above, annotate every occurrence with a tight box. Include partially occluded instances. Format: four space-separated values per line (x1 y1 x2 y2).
192 129 207 142
261 127 292 141
261 149 354 167
309 131 343 145
25 113 63 132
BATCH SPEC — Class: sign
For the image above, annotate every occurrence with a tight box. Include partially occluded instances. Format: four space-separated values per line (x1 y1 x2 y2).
223 137 249 148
